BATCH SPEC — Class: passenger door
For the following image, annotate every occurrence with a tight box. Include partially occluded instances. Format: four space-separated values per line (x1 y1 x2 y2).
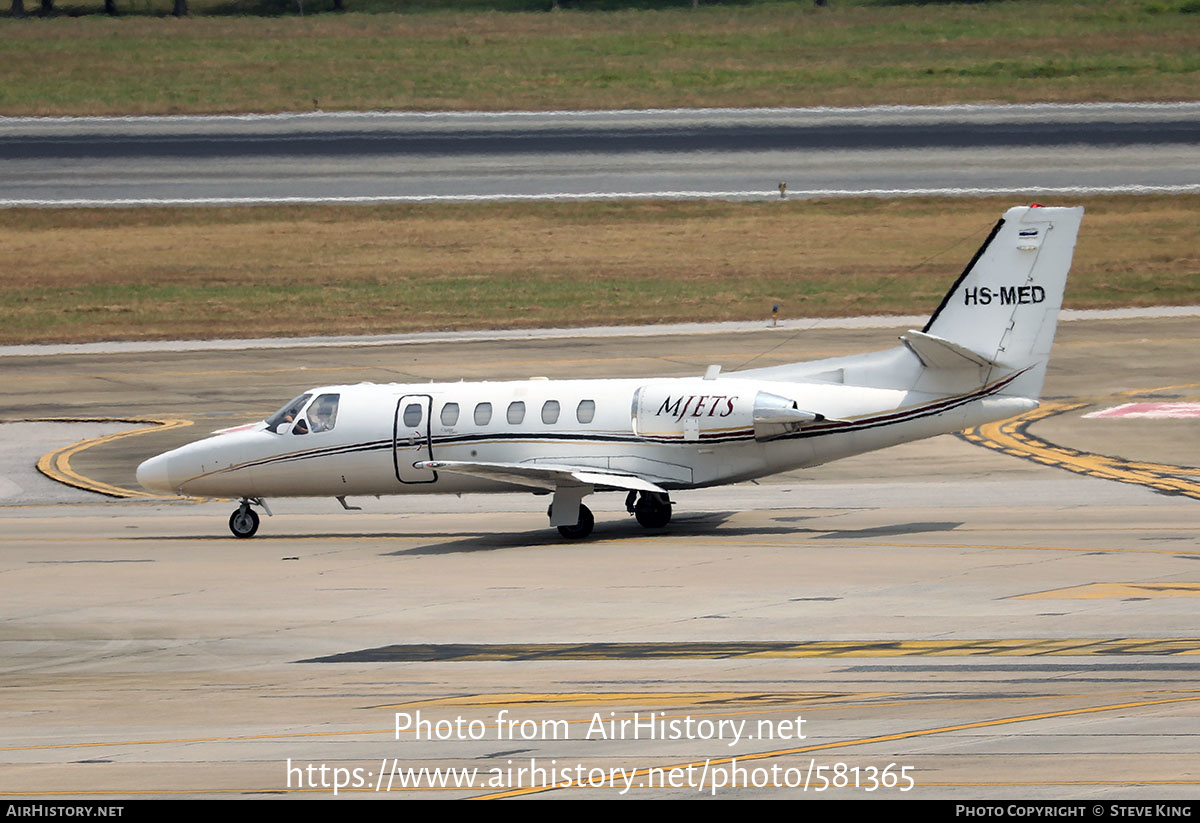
393 394 438 484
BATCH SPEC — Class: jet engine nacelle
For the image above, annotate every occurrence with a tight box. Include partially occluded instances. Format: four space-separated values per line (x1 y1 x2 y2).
750 391 826 441
631 380 822 443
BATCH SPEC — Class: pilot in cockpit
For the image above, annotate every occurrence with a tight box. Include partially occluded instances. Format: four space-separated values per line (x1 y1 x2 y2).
265 392 338 435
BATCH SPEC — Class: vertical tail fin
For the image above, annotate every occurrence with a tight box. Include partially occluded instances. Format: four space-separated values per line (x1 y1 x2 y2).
921 205 1083 399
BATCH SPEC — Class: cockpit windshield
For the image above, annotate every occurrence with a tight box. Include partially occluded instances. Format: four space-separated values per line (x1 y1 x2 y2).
265 394 312 433
264 393 341 435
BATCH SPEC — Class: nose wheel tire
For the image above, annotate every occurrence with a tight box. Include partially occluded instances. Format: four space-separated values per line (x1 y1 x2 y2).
229 507 260 539
556 504 594 540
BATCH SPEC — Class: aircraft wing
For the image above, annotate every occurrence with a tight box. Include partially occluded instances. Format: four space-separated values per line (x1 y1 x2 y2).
416 460 667 494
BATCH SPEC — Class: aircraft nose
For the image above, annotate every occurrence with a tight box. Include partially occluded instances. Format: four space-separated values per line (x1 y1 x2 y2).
136 453 175 494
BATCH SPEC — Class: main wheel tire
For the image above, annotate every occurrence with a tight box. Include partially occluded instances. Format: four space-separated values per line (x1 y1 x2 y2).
634 505 671 529
229 508 260 539
557 504 594 540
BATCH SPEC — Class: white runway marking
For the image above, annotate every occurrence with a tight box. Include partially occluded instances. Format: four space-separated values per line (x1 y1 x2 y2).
1084 403 1200 420
4 100 1199 126
5 183 1200 208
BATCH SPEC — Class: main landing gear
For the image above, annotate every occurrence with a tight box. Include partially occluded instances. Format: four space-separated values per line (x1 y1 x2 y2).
228 498 269 539
556 504 594 540
548 486 594 540
627 491 672 529
550 492 673 540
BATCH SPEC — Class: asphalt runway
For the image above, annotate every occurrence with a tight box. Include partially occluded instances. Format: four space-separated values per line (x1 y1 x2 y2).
2 316 1198 799
3 104 1200 205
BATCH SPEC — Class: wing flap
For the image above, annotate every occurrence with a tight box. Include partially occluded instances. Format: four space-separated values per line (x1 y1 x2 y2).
417 460 667 494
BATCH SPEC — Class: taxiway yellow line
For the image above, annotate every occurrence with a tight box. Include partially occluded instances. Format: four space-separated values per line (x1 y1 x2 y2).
473 693 1200 799
33 417 195 500
913 780 1200 788
961 403 1200 500
1018 582 1200 599
12 686 1199 756
11 778 1200 798
10 688 1200 797
0 698 859 755
1119 381 1200 396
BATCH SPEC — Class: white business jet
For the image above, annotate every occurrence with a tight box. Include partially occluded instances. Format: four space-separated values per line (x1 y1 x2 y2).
137 205 1083 540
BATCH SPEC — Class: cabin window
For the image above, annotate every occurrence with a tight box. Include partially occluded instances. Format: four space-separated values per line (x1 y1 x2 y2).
402 403 423 428
309 394 339 433
577 399 596 424
541 400 560 424
474 402 492 426
507 401 526 425
440 402 460 427
265 393 312 434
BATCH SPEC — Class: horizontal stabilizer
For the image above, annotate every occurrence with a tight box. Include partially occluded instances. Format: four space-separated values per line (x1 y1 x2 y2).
900 330 1002 370
417 460 666 494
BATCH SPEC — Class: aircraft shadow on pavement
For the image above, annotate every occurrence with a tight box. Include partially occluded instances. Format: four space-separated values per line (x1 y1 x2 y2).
130 512 746 549
804 521 964 539
382 515 961 556
381 511 800 556
130 515 961 550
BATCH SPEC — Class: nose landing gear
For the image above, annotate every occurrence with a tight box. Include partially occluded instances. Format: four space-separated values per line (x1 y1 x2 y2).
228 498 270 538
